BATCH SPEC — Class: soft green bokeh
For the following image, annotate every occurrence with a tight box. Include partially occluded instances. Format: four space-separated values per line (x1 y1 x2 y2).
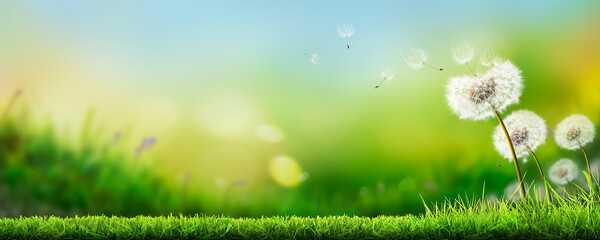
0 1 599 217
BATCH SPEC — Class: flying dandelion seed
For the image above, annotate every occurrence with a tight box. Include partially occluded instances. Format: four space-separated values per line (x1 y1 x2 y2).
492 110 547 163
304 53 320 64
480 48 495 67
549 159 578 194
446 59 523 120
337 23 355 49
375 67 395 89
400 47 443 71
452 41 476 76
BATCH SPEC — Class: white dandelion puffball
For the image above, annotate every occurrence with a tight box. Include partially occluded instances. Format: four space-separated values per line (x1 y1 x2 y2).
308 53 320 64
554 114 595 150
381 68 395 82
548 158 578 185
336 23 355 38
446 59 523 120
452 41 474 64
400 47 428 70
493 110 547 163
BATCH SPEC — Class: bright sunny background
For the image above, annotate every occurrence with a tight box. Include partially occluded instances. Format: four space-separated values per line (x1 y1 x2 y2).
0 1 599 216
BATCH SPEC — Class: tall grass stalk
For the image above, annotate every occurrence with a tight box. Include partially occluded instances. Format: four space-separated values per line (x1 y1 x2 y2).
0 89 22 127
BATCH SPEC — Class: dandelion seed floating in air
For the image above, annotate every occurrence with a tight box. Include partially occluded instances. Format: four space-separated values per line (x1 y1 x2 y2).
400 47 443 71
452 41 476 76
492 110 547 163
304 53 320 64
480 48 495 67
337 23 355 49
375 67 395 89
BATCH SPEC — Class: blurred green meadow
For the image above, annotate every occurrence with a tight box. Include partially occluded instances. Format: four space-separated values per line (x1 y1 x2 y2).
1 1 600 217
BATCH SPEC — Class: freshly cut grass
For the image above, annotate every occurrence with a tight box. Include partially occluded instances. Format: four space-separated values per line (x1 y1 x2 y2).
1 198 599 239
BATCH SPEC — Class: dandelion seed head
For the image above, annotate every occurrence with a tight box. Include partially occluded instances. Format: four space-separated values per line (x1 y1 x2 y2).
492 110 547 162
452 41 474 64
336 23 355 38
400 47 428 70
381 68 395 81
446 59 523 120
554 114 595 150
548 158 578 185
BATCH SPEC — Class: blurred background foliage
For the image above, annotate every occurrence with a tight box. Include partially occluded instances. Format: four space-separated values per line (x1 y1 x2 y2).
0 1 599 217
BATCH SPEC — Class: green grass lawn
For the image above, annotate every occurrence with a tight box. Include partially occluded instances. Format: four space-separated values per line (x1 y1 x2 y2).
1 198 599 240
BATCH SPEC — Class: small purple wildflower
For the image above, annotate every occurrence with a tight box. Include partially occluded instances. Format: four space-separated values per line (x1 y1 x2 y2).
135 136 157 156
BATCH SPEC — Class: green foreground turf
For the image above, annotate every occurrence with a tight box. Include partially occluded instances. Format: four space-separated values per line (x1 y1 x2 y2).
1 199 599 240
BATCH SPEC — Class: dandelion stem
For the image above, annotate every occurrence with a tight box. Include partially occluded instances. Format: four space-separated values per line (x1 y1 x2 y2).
528 148 552 204
580 145 596 196
490 104 527 202
568 181 575 195
581 145 593 183
425 63 443 71
465 62 477 77
0 88 23 128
